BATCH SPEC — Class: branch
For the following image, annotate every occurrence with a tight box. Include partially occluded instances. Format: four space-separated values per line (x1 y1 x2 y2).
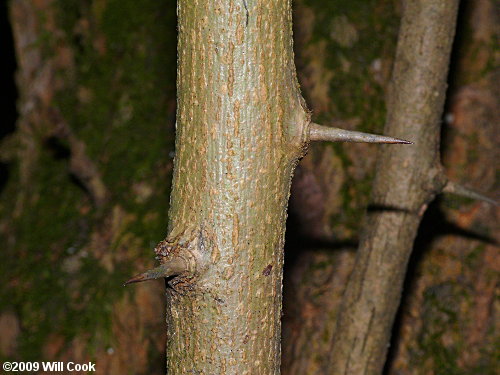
58 128 108 207
442 180 498 206
48 110 109 207
124 257 188 286
309 122 412 144
326 1 460 374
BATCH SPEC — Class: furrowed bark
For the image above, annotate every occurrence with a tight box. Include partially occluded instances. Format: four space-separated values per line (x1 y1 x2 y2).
327 1 460 374
164 1 309 373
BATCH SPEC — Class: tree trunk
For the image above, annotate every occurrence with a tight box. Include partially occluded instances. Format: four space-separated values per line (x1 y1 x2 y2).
388 1 500 372
162 0 309 373
327 1 459 374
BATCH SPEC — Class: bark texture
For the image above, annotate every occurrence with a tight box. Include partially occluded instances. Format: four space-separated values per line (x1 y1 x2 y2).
327 1 460 374
164 0 309 373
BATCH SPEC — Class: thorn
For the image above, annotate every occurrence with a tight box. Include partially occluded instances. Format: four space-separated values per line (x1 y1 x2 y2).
124 272 152 286
123 258 187 286
442 180 498 206
309 123 412 144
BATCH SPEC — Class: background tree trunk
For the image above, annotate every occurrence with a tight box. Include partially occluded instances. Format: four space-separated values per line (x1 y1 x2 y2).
387 1 499 372
327 1 459 373
282 1 498 374
2 0 177 374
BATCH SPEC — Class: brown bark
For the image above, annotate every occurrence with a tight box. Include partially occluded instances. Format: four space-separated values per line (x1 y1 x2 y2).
389 1 500 371
327 1 460 374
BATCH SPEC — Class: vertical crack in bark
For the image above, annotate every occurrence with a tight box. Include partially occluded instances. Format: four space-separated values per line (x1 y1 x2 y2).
242 0 249 27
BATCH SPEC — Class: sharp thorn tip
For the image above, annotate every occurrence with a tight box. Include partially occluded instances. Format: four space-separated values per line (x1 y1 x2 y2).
123 273 148 286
